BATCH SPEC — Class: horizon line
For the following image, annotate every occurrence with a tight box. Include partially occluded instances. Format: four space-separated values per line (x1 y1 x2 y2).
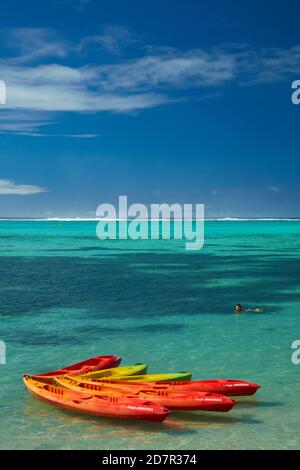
1 217 300 222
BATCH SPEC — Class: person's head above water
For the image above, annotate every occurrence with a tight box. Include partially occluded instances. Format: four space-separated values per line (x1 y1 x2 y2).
235 304 243 312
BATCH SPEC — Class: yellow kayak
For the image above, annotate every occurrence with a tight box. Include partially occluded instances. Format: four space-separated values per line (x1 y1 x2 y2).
79 363 148 379
100 372 193 382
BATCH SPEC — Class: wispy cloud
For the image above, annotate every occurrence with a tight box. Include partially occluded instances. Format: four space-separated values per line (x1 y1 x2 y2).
0 111 100 137
0 179 47 195
16 132 99 138
78 25 136 55
1 27 300 135
0 48 234 122
95 49 235 91
266 185 281 192
0 110 54 133
0 28 68 64
0 64 170 116
235 44 300 84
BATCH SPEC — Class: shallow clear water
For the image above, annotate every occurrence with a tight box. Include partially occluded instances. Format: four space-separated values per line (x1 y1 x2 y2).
0 220 300 450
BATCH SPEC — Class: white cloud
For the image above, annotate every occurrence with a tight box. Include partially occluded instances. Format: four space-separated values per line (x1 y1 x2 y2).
0 179 47 195
0 63 170 113
78 25 136 55
237 45 300 83
0 111 54 133
1 28 300 135
1 43 299 114
94 50 235 92
266 186 281 192
1 28 68 64
0 111 100 137
17 132 99 138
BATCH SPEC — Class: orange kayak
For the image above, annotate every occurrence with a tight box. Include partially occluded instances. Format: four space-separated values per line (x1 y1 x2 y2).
29 355 121 383
56 376 236 412
91 378 260 397
23 375 169 423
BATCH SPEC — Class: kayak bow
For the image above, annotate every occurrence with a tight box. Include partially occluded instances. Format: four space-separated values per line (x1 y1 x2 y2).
29 355 121 384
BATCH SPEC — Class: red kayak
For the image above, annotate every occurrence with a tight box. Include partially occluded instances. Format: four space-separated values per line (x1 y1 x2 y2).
56 376 236 412
133 390 236 412
159 379 261 396
23 375 169 423
95 378 260 396
30 355 121 383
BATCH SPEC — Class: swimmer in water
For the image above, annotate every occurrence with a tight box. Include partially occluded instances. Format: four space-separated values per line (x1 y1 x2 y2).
234 304 263 313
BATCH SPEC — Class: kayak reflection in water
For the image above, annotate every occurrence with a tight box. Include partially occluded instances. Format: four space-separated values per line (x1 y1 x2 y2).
235 304 263 313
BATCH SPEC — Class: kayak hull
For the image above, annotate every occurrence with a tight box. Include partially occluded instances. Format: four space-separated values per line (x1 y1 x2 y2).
93 379 260 396
151 380 260 396
56 376 236 412
100 373 193 383
23 376 169 423
30 355 121 384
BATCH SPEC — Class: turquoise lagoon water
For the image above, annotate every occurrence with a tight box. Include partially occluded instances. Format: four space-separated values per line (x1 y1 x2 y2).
0 220 300 450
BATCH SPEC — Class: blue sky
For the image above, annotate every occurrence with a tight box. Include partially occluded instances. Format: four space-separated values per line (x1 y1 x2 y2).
0 0 300 217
